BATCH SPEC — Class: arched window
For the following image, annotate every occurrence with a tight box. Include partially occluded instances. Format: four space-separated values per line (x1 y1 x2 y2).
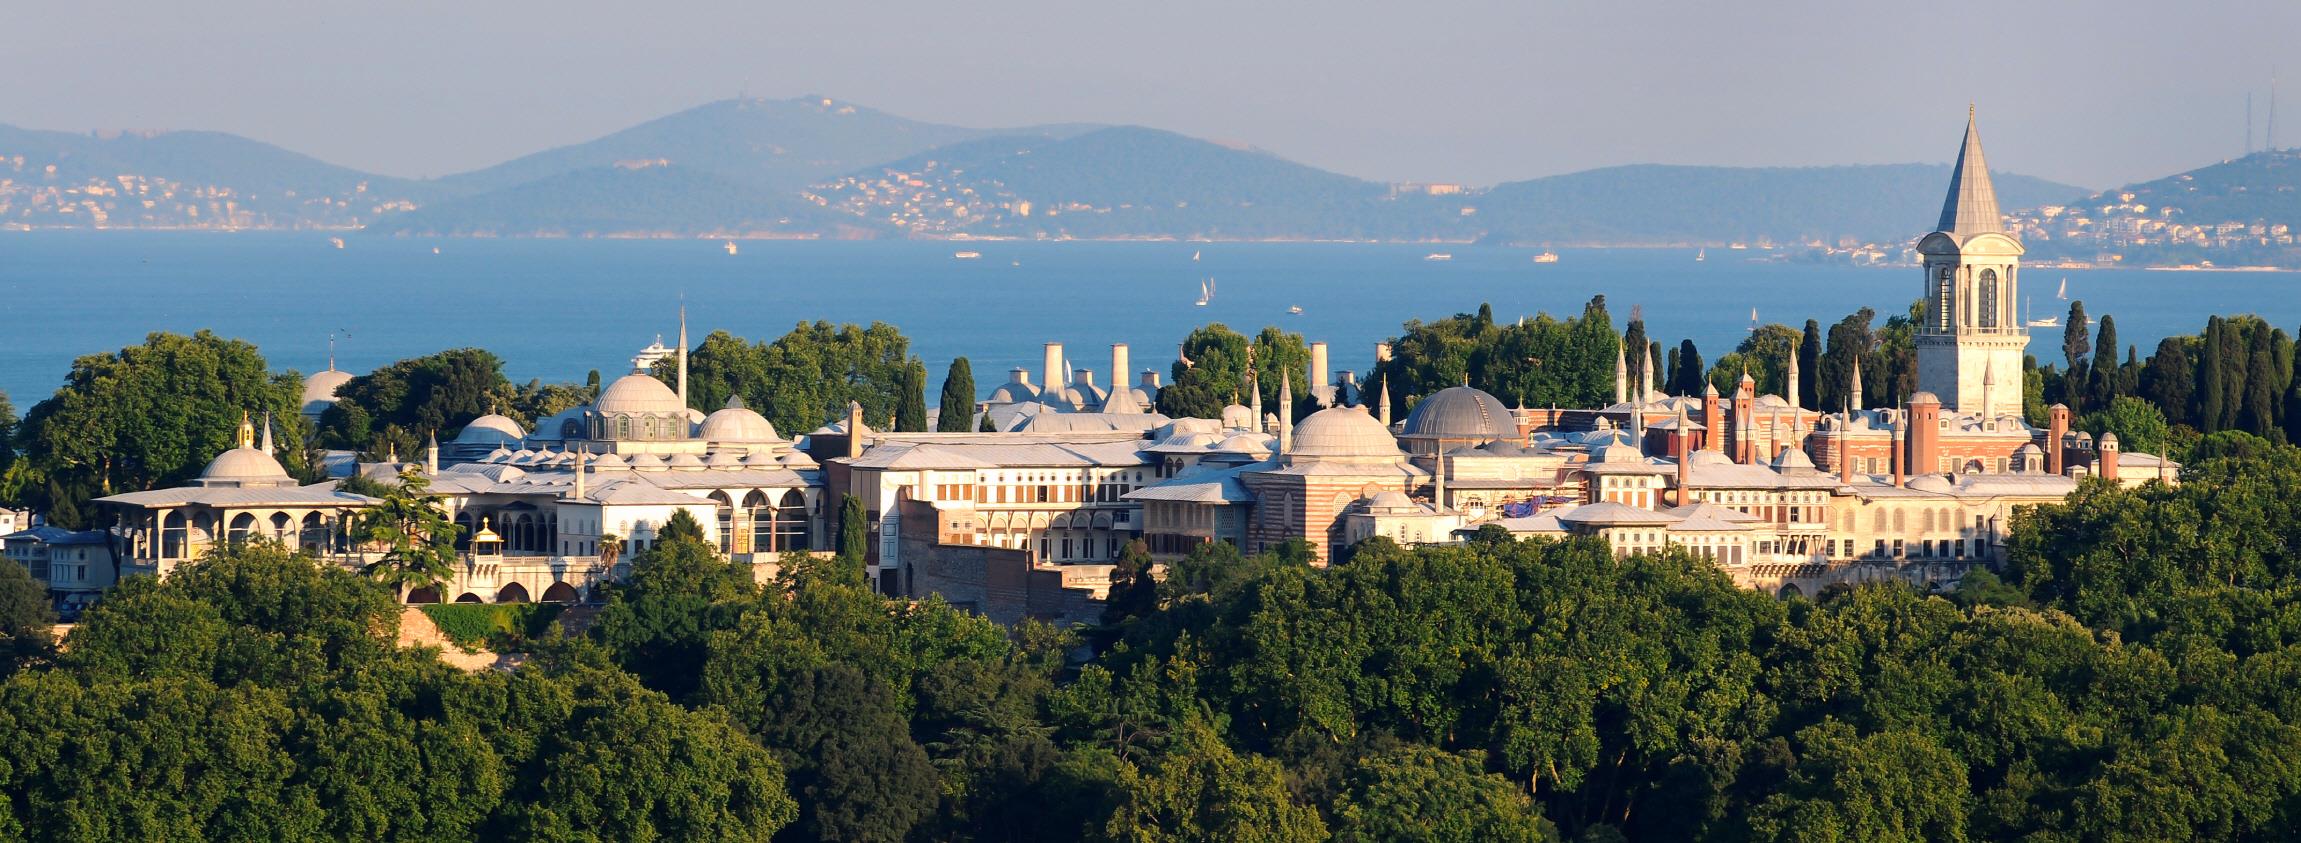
1977 268 2000 328
776 490 809 551
1934 266 1954 330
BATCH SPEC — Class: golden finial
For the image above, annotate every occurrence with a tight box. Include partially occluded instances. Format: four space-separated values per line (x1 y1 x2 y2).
236 410 255 449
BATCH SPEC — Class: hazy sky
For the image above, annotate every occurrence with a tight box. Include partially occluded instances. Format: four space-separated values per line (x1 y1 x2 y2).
11 0 2297 189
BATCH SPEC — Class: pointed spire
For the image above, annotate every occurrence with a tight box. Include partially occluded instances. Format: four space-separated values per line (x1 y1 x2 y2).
1936 106 2005 236
1645 342 1661 400
1278 370 1294 453
676 301 690 410
1849 358 1865 410
1377 375 1392 428
426 432 439 476
1613 342 1629 405
1786 346 1802 409
260 411 275 453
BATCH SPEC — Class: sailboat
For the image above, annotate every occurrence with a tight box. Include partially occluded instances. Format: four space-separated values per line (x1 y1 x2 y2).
1748 307 1760 333
2025 296 2059 328
1193 250 1201 262
723 240 738 256
2057 277 2068 300
1695 247 1706 262
1195 278 1211 307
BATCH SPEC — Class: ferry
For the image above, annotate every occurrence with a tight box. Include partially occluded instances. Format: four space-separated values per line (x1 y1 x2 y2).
1424 252 1453 262
723 240 738 256
1532 251 1560 264
953 250 982 260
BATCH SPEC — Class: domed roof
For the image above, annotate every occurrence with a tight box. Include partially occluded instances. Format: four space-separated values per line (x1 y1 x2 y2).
455 413 527 446
590 453 629 471
1401 386 1511 441
1910 391 1942 406
597 372 686 415
1214 433 1273 454
1289 407 1404 459
779 451 819 468
1364 490 1418 512
744 451 784 467
698 398 779 442
706 450 744 468
301 368 352 409
987 384 1037 404
1593 441 1646 465
666 453 707 471
200 447 292 483
627 453 668 471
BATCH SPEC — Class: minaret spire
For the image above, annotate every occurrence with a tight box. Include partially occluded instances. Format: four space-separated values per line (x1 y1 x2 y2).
1937 107 2005 236
260 411 274 453
676 301 690 410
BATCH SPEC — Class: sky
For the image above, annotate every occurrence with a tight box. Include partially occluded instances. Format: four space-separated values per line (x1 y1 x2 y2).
10 0 2298 190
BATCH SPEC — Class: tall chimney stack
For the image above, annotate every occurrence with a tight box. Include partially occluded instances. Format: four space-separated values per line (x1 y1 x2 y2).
1042 343 1064 397
1309 342 1329 404
1110 344 1129 400
2047 404 2071 475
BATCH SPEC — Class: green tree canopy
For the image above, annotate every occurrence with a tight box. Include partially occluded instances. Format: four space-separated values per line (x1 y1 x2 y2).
937 357 978 432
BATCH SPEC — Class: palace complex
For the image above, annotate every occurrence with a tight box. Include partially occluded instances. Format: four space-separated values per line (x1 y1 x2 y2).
5 111 2177 622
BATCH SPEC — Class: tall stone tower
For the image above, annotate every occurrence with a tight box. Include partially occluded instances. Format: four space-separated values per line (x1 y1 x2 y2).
1915 108 2026 420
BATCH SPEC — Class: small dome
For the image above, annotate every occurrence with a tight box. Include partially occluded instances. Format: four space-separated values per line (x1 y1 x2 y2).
301 368 352 411
698 401 779 442
706 450 744 468
589 453 629 471
666 453 707 471
1907 474 1956 493
1289 407 1403 459
1401 385 1512 442
744 451 784 467
1213 433 1273 454
200 447 291 482
1773 446 1817 472
1593 441 1645 464
597 372 686 415
455 414 527 446
1364 490 1417 512
779 451 820 468
1909 391 1942 406
627 453 668 471
2098 432 2119 448
482 447 513 463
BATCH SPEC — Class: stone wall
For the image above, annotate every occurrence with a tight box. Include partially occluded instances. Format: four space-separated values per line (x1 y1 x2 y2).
896 498 1104 627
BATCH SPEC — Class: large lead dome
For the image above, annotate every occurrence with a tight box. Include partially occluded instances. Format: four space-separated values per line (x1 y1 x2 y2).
1401 385 1510 442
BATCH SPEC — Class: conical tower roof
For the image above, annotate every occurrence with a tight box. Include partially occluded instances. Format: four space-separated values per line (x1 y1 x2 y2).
1936 107 2004 237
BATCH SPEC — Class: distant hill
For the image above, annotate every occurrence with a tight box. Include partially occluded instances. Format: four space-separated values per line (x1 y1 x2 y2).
811 126 1472 240
0 124 441 229
437 96 1093 194
368 163 876 238
1471 164 2087 246
2008 150 2301 265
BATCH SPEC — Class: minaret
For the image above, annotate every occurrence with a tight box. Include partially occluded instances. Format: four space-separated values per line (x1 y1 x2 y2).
1613 342 1629 405
1645 343 1661 399
1278 370 1294 452
425 432 439 476
1849 359 1865 410
1248 367 1264 431
1786 348 1802 411
260 411 275 454
676 304 690 410
1981 359 1997 425
573 446 588 501
1837 401 1855 485
1701 382 1722 452
1376 375 1392 428
1672 402 1691 506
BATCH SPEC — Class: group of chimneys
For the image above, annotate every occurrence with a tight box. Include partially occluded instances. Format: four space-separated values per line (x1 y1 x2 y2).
999 340 1387 412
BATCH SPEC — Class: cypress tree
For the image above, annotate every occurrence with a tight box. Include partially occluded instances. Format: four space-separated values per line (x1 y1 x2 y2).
2244 325 2282 441
836 494 868 567
895 358 928 433
1622 318 1650 392
2089 315 2120 409
2219 320 2250 432
1798 320 1822 410
2198 319 2229 432
2062 301 2091 372
935 357 976 432
1672 340 1706 397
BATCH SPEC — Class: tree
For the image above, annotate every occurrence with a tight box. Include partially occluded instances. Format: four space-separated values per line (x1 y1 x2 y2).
1101 721 1327 843
1670 340 1706 397
2140 337 2196 427
896 357 930 433
658 321 916 437
1818 308 1877 411
838 493 869 569
1798 319 1823 410
2079 397 2171 457
1329 744 1557 843
16 331 309 526
937 357 978 432
658 508 708 545
1101 540 1161 631
2242 323 2283 442
355 469 460 595
0 558 54 678
2200 317 2233 432
1622 318 1650 394
320 348 512 449
2062 300 2091 373
1709 324 1801 399
2088 314 2120 410
592 516 756 700
751 665 940 842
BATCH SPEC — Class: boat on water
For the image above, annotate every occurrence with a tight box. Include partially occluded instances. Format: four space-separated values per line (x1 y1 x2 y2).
723 240 738 256
1288 305 1303 315
1532 251 1560 264
1695 247 1706 262
1195 278 1213 307
329 237 345 249
1193 250 1201 262
431 247 440 255
954 250 982 260
1729 242 1749 250
1424 252 1453 262
2057 277 2068 300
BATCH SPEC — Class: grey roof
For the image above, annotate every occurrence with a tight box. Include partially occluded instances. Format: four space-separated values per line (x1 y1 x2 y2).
95 484 378 508
1936 111 2004 237
848 438 1150 470
2 526 109 545
1556 501 1678 527
1401 386 1511 440
1125 462 1264 503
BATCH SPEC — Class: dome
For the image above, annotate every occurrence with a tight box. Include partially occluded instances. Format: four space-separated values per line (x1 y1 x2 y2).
627 453 668 471
1773 446 1817 472
1289 407 1404 459
666 453 707 471
455 414 527 446
1593 441 1645 465
1401 386 1511 441
597 372 686 415
301 368 352 410
1364 490 1418 512
779 451 820 468
1910 391 1942 406
200 447 292 482
744 451 784 467
481 448 513 463
698 401 779 442
1213 433 1273 454
706 450 744 468
589 453 629 471
2098 432 2119 448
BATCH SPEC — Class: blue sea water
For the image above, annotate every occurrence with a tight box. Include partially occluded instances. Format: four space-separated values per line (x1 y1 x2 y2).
2 231 2298 408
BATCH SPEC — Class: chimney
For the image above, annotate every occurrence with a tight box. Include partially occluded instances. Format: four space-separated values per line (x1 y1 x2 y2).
2046 404 2070 475
1909 393 1941 476
1278 370 1294 453
1732 376 1756 464
1672 404 1691 506
1890 417 1906 488
1110 344 1129 396
1042 343 1064 397
1309 342 1329 394
1702 382 1723 452
1837 403 1854 485
1141 369 1160 388
573 447 587 501
1375 342 1392 363
846 401 865 459
1075 368 1095 388
2098 432 2120 482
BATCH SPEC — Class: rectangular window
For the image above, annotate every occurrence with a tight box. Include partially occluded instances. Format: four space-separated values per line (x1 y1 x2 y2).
1892 540 1905 558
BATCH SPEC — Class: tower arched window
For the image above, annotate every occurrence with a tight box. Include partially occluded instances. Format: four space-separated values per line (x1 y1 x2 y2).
1934 266 1954 330
1977 268 2000 328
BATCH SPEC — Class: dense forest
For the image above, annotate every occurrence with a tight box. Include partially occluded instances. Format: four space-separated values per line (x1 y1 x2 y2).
6 434 2301 840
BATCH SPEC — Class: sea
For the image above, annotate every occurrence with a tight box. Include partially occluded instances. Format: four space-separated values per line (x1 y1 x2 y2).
3 231 2298 408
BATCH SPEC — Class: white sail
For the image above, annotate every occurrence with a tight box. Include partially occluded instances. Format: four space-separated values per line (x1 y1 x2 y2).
2057 277 2067 300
